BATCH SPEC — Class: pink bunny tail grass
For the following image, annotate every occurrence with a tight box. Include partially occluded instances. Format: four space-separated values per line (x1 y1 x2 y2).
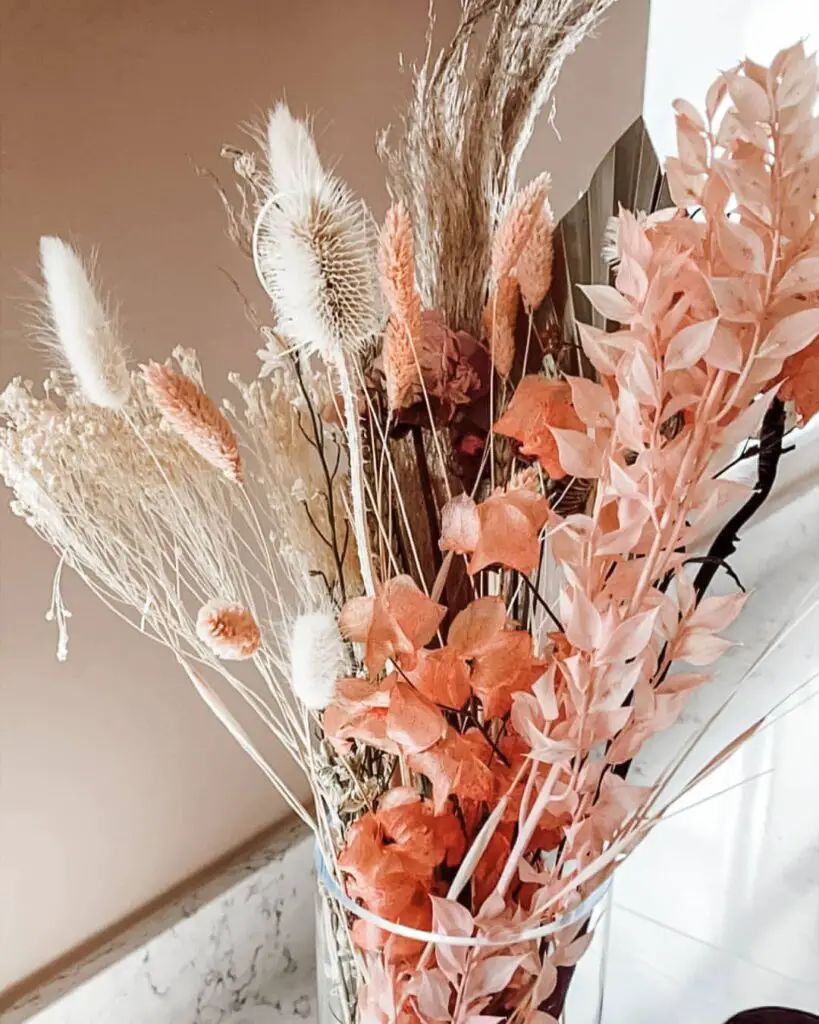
490 172 552 284
196 599 261 660
379 202 416 318
483 274 520 378
516 196 554 312
143 362 243 482
380 204 423 412
383 310 423 411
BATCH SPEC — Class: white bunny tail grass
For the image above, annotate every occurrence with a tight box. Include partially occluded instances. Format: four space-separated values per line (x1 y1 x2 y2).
255 106 382 362
289 608 348 710
38 237 130 409
266 103 325 196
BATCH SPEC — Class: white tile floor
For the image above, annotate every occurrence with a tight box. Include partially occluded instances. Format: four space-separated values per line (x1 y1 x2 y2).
568 676 819 1023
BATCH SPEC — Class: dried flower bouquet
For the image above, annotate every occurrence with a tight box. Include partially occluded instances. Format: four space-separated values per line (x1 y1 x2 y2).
3 2 819 1020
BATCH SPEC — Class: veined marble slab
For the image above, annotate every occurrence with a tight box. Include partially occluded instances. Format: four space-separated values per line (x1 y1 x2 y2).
14 820 316 1024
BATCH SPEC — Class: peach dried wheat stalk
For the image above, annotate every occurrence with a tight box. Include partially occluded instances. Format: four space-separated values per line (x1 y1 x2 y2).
143 361 243 482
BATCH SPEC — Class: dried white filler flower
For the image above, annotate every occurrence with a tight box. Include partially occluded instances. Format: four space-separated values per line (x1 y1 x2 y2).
196 599 261 661
38 237 130 409
289 609 348 710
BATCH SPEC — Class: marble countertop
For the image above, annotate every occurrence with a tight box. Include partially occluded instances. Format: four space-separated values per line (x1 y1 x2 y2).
16 822 317 1024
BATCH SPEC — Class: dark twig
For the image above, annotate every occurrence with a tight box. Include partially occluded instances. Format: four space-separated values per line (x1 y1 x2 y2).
519 573 564 631
694 398 787 600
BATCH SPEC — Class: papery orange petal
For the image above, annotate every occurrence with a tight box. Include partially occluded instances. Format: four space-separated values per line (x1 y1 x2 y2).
447 596 508 657
386 681 447 753
339 596 375 642
468 486 549 575
495 375 585 477
473 830 511 907
407 647 472 709
384 575 447 653
439 492 480 555
471 629 543 718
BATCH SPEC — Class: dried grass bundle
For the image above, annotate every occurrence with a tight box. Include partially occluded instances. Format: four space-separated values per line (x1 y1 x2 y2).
378 0 616 334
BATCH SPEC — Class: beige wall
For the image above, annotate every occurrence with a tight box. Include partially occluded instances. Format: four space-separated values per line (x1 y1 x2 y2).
0 0 648 993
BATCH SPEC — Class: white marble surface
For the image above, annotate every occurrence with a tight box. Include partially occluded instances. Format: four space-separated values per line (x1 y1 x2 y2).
24 830 317 1024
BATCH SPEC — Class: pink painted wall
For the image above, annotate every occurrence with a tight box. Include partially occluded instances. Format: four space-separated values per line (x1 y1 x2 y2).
0 0 648 991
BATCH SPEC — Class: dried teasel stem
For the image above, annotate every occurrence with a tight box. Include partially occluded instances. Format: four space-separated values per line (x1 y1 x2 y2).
335 352 376 596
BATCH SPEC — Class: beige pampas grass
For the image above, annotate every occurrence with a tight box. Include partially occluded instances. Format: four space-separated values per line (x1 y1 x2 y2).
196 599 261 660
38 237 130 410
380 204 422 411
289 608 348 710
516 196 554 311
484 275 520 378
143 362 243 482
256 105 382 362
491 173 551 284
379 0 615 334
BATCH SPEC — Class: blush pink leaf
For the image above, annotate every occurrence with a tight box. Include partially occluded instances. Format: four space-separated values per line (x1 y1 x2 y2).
716 218 766 274
674 630 734 665
597 608 658 664
727 73 771 123
665 318 719 371
760 309 819 359
577 284 634 323
775 257 819 298
549 427 603 479
687 592 749 632
565 375 615 427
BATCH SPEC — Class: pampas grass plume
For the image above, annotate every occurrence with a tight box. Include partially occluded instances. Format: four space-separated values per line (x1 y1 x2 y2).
490 172 551 283
380 203 416 319
379 203 422 411
289 608 348 710
483 275 519 378
516 197 554 312
39 237 130 409
143 362 243 482
196 600 261 660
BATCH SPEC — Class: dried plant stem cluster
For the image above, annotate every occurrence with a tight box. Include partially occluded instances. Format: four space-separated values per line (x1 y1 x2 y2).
3 9 819 1024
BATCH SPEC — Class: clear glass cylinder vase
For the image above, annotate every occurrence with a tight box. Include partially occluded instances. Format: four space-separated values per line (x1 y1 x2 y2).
314 849 610 1024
